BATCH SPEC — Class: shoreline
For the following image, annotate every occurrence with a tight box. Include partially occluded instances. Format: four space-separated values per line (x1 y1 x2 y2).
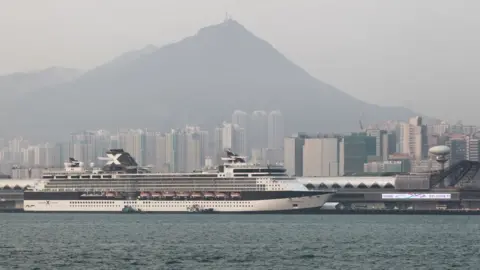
3 209 480 215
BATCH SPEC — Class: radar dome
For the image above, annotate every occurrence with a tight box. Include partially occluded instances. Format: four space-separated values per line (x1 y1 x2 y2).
429 145 451 156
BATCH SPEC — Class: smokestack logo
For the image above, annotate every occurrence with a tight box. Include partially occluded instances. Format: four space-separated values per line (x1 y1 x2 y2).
105 153 122 165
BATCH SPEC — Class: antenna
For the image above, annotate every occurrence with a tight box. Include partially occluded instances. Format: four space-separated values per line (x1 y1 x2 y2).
224 12 232 22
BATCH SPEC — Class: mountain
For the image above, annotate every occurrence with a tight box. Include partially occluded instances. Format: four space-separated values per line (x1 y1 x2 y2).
4 19 418 139
0 67 82 101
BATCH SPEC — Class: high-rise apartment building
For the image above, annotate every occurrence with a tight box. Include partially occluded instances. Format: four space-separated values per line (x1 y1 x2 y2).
446 137 467 165
303 137 341 177
250 110 268 151
366 129 389 160
384 132 397 160
268 110 284 150
216 122 246 157
94 130 111 163
144 131 157 167
213 127 224 165
51 142 68 168
399 116 428 161
284 133 308 176
466 135 480 162
118 129 145 166
163 127 209 173
428 121 450 136
154 133 167 172
232 110 249 153
165 129 185 173
185 126 209 172
70 131 97 165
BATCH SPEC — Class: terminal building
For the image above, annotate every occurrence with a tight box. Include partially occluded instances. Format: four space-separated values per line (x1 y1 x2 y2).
298 160 480 210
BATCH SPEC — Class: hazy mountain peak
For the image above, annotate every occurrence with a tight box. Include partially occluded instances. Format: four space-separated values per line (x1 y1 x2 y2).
195 19 263 46
197 18 248 35
4 20 419 139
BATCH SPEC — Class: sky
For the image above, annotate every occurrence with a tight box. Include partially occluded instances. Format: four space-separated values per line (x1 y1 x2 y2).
1 0 480 124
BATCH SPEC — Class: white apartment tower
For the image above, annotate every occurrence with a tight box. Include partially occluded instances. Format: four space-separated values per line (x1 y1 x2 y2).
250 110 268 151
70 131 97 165
399 116 428 161
163 127 209 173
232 110 249 152
268 110 284 150
466 135 480 162
118 129 145 166
214 122 246 164
154 134 167 172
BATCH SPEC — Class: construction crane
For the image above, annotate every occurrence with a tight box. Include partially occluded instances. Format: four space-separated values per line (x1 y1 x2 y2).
359 112 364 131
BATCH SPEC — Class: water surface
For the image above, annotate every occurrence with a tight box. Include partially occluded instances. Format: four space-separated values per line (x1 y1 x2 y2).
1 214 479 269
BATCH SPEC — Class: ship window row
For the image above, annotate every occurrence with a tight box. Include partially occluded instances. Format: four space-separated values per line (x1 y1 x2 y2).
47 181 258 185
115 174 218 178
47 179 259 184
140 204 254 208
68 201 253 205
46 188 259 192
46 185 258 188
233 168 286 173
134 201 254 207
47 180 257 184
137 201 251 204
45 184 259 188
67 201 254 207
70 201 114 204
70 205 117 207
45 185 258 189
42 187 258 192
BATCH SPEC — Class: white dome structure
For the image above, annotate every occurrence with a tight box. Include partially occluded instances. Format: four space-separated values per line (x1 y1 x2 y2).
429 145 451 156
429 145 451 171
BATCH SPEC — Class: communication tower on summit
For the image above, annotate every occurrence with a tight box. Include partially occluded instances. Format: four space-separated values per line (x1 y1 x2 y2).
224 12 232 22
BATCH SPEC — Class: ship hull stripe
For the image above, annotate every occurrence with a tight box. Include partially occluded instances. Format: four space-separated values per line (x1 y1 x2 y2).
23 193 333 213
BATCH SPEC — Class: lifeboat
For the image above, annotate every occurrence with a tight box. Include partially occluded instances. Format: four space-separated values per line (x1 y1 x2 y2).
163 191 176 198
139 192 150 198
151 192 161 199
177 191 190 198
203 192 214 199
105 192 115 198
190 192 202 199
230 192 241 199
215 192 226 199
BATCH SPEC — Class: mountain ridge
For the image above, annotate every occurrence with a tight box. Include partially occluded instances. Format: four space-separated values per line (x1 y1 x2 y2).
0 67 82 99
3 19 419 140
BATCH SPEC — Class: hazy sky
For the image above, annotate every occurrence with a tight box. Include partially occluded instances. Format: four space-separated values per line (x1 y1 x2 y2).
2 0 479 124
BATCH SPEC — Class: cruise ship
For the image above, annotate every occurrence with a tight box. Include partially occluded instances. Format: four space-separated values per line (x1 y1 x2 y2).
23 149 334 213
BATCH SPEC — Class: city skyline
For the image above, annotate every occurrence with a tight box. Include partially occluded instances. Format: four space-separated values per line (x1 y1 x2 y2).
2 113 480 179
0 109 286 172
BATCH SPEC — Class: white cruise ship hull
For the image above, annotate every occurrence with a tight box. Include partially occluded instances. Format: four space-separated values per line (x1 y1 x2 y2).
24 192 333 213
